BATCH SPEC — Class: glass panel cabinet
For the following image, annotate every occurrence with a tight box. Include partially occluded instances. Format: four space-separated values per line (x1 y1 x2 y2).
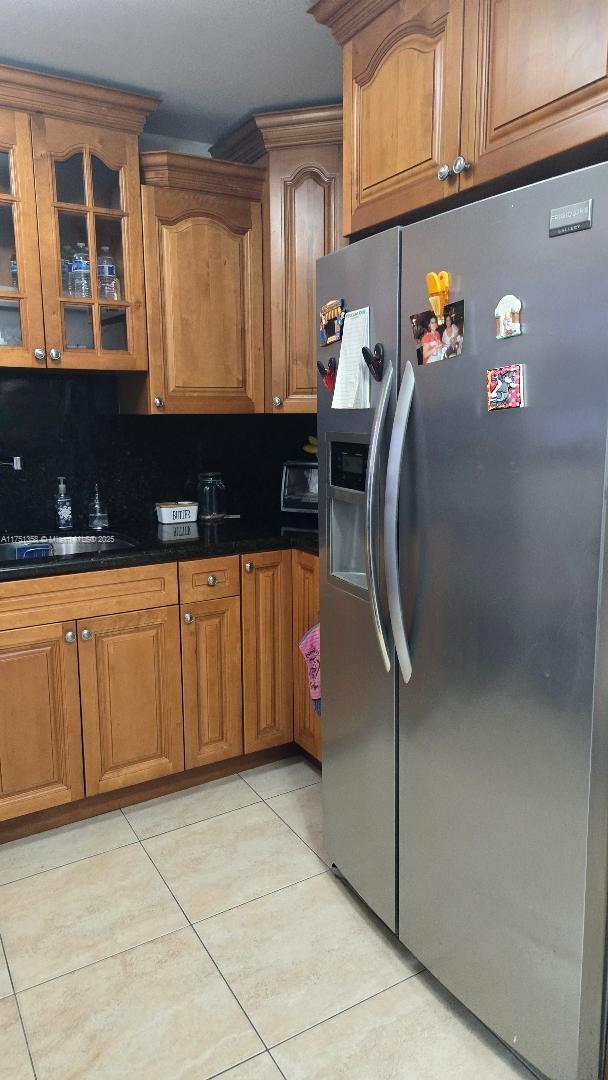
0 108 45 368
31 115 147 370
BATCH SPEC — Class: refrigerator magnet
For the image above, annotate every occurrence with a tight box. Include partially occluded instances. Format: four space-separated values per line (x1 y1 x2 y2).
410 300 465 366
487 364 525 411
319 298 345 346
495 295 522 339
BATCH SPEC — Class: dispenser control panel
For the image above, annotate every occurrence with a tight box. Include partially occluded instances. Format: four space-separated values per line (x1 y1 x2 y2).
330 441 368 493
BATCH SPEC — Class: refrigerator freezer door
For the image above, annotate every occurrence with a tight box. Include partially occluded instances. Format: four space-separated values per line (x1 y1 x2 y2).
317 228 400 931
397 163 608 1080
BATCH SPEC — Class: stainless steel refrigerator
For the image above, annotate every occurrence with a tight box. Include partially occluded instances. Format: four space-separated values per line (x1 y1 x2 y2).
317 162 608 1080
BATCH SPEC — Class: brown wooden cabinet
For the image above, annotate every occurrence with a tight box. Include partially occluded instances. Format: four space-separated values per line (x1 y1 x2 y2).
0 621 84 821
211 106 343 414
124 153 265 415
311 0 608 233
241 550 294 753
181 597 243 767
78 606 184 795
0 64 157 369
292 549 321 760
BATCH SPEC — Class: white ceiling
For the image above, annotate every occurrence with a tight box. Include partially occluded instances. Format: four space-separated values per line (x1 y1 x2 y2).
0 0 342 146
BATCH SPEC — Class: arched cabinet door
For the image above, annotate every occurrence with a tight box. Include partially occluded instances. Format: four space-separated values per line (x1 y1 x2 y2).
138 154 265 415
343 0 464 233
31 115 147 371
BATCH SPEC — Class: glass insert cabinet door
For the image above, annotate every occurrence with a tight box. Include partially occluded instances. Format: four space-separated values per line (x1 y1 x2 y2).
31 115 147 371
0 107 46 368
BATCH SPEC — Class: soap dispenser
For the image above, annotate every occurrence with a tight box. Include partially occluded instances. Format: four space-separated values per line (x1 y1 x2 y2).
88 483 109 532
55 476 73 530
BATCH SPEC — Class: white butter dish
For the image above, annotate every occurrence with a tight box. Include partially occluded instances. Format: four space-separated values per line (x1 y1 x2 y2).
156 501 198 523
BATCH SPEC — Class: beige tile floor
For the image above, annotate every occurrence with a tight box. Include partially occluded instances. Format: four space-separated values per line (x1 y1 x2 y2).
0 756 536 1079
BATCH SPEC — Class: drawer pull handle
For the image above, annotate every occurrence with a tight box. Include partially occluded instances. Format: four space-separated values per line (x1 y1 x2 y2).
207 574 217 586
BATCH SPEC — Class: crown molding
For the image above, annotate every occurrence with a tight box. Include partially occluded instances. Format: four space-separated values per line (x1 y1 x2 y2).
0 64 159 133
210 104 343 164
140 151 266 201
308 0 398 45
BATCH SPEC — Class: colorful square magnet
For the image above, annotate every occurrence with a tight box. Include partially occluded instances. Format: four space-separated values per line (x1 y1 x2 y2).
319 298 345 346
495 295 522 339
487 364 524 411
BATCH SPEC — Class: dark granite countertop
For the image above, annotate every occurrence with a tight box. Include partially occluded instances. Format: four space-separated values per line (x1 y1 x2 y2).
0 516 319 583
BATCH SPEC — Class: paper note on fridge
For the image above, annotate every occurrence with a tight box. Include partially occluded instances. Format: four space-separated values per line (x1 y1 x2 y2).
332 307 370 409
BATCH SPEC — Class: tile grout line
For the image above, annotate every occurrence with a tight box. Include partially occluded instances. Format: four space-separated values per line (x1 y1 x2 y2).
259 792 329 867
267 969 424 1055
207 1050 285 1080
118 793 262 842
267 1049 288 1079
136 839 271 1055
0 838 139 889
193 869 330 926
1 932 38 1079
238 771 321 802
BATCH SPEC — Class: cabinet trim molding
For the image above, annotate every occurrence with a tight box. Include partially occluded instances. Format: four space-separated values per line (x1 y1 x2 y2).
140 151 265 201
0 63 158 132
308 0 398 45
211 105 343 164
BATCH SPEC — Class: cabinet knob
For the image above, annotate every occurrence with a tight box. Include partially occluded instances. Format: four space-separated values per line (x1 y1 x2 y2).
452 155 471 175
437 163 453 182
64 630 76 643
244 562 254 574
207 574 217 587
33 347 46 362
153 396 166 409
184 612 194 624
81 628 92 641
49 348 62 362
272 396 283 408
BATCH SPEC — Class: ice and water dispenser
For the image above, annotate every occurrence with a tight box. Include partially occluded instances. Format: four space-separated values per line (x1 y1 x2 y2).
327 436 369 592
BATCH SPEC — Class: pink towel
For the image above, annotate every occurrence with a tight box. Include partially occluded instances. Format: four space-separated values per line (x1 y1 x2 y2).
299 623 321 714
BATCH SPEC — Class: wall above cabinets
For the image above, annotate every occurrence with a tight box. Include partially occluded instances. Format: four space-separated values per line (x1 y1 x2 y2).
0 64 158 370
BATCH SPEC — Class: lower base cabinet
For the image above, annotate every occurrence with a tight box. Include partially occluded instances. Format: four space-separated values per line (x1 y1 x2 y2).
0 621 84 821
181 597 243 767
292 550 321 760
242 550 294 753
78 606 184 795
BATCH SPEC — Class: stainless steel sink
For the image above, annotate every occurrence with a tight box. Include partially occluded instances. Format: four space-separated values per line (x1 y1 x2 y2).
0 536 137 563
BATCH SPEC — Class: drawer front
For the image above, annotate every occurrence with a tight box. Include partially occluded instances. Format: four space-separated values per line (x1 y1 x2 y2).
0 563 179 631
178 555 240 604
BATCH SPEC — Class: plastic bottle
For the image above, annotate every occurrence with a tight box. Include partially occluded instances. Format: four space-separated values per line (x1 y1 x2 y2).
88 483 109 531
9 252 17 290
71 242 91 298
55 477 73 530
97 245 120 301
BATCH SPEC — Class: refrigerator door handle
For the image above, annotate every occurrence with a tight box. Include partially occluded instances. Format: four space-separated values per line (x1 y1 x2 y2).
385 360 415 683
365 362 394 672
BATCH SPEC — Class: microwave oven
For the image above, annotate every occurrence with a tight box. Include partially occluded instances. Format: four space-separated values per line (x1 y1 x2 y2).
281 461 318 513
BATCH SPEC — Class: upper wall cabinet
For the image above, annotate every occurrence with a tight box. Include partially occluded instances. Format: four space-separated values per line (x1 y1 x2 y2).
129 153 265 414
0 64 157 370
211 106 343 414
311 0 608 233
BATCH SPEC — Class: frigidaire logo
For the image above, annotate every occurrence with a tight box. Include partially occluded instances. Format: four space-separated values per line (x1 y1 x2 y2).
549 199 593 237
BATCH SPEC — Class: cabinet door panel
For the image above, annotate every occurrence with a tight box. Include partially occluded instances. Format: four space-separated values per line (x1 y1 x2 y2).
181 597 243 768
78 607 183 795
0 107 45 368
31 114 147 371
0 621 83 820
269 145 343 412
242 551 293 753
143 185 264 414
461 0 608 187
345 0 464 233
292 550 321 760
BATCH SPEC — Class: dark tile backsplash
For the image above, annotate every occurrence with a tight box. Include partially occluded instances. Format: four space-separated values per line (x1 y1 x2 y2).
0 372 317 533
